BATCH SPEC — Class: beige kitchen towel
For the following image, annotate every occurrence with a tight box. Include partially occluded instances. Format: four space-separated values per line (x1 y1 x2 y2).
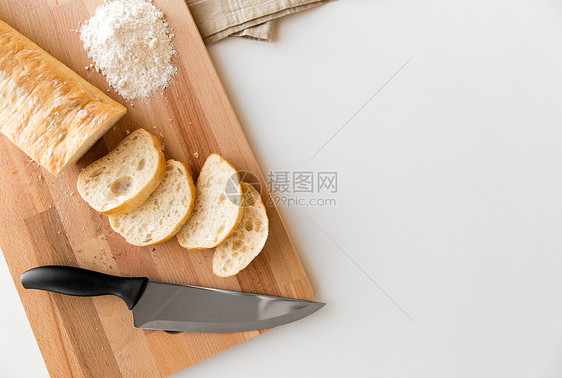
186 0 329 44
232 20 276 41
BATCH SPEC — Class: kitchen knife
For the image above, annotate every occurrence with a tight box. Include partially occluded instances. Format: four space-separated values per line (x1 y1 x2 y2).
20 266 324 333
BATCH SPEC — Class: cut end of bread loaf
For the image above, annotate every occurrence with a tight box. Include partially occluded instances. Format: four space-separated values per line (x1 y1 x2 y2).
213 183 269 277
109 160 196 246
176 153 244 250
57 108 126 176
77 129 166 215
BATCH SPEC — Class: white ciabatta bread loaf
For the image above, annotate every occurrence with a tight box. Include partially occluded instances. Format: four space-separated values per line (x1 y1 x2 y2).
109 160 196 246
176 154 244 250
77 129 166 216
0 19 126 176
213 183 269 277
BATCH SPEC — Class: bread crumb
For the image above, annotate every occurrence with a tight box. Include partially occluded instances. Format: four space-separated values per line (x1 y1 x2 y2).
70 192 75 196
125 130 130 135
84 65 89 70
38 175 42 181
193 152 199 159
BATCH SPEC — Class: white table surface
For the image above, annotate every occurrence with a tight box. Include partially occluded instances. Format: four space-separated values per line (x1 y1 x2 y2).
3 0 562 376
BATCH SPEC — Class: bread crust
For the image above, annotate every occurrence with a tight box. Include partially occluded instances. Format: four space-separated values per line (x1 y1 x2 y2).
0 19 126 176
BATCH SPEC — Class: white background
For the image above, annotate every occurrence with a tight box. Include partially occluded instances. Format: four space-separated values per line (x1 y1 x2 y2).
3 0 562 376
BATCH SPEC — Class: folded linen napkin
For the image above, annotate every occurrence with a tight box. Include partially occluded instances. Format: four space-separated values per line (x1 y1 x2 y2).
185 0 329 44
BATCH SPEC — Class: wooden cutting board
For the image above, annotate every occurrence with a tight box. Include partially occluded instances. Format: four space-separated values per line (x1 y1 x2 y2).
0 1 314 376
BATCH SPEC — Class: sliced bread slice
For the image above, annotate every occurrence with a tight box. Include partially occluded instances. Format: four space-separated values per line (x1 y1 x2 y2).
213 183 269 277
176 153 244 250
77 129 166 215
108 160 196 246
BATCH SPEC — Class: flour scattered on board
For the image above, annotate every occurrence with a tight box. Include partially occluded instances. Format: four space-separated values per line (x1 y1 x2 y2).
80 0 176 100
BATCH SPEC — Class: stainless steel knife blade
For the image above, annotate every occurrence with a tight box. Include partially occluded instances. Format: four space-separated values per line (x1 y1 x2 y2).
20 266 325 333
132 281 324 332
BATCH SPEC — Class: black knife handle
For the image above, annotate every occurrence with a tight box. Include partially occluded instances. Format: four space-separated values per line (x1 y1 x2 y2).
20 266 148 309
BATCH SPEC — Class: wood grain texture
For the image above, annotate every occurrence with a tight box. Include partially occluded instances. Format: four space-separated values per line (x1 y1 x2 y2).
0 0 314 376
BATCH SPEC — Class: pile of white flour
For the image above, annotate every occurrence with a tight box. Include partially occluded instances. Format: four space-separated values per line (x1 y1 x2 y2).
80 0 176 100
